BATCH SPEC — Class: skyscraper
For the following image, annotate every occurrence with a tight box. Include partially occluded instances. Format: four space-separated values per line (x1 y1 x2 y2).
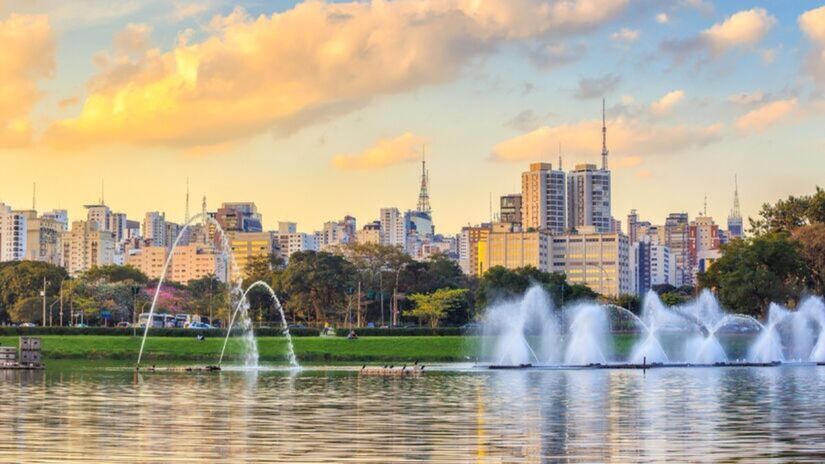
665 212 691 287
566 101 612 233
521 162 566 234
380 207 406 249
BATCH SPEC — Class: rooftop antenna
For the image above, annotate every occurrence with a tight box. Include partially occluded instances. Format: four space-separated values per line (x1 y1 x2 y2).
558 142 563 171
489 192 493 224
703 195 708 217
32 183 36 210
601 98 609 170
100 179 105 205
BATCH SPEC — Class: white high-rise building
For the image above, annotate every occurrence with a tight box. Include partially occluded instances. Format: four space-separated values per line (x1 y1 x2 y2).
567 101 613 233
380 207 406 250
521 162 566 234
143 212 166 247
0 203 27 262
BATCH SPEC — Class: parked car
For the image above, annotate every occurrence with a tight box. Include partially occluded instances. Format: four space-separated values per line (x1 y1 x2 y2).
20 322 36 327
74 323 89 328
116 321 131 328
189 322 215 330
287 324 306 330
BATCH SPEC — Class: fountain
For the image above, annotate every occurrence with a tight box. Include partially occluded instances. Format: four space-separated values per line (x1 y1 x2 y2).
219 281 299 368
477 284 825 369
136 212 257 369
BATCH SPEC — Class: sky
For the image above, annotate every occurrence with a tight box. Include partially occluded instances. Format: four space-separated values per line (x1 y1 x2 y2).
0 0 823 234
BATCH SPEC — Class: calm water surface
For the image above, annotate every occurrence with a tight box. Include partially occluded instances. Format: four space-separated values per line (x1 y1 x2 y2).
1 364 825 463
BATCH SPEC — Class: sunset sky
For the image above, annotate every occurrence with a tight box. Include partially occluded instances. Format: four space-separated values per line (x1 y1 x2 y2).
0 1 823 234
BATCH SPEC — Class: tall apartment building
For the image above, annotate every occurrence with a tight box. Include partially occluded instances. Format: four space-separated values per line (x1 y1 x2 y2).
629 238 675 296
41 209 68 231
476 223 549 275
319 216 356 250
567 164 612 233
665 213 691 287
143 212 166 247
277 232 318 259
85 204 112 232
0 203 27 262
521 163 566 233
499 194 523 227
278 222 297 234
109 212 128 243
566 101 613 233
380 207 406 250
61 220 116 276
549 227 630 297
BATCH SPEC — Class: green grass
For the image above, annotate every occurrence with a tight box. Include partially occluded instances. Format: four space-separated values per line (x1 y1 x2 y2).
0 333 655 365
0 335 478 364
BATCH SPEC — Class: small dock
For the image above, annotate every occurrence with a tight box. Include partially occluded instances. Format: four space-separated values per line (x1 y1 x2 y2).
0 337 44 370
136 365 222 372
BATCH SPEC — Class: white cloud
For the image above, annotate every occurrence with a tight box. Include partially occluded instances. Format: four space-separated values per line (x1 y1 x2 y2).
611 28 639 43
656 13 669 24
574 73 622 100
650 90 685 115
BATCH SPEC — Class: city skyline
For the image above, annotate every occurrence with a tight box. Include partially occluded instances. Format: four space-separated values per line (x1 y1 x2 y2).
0 1 823 233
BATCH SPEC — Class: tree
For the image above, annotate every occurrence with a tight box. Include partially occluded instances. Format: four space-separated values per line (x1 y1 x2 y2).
0 261 68 323
749 186 825 235
609 294 641 314
792 223 825 294
280 251 356 326
475 266 597 308
9 297 43 323
698 233 809 317
406 288 469 328
82 265 148 285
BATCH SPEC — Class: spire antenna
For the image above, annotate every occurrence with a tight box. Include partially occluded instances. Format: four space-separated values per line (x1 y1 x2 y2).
558 142 563 171
100 179 105 205
601 98 609 170
731 174 741 219
416 145 432 214
32 183 36 210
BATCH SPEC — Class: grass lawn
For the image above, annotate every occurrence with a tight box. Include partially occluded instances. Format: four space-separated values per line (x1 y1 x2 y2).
0 335 477 364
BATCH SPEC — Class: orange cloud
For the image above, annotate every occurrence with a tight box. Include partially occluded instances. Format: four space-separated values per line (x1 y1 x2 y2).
331 132 427 170
650 90 685 115
735 98 798 132
702 8 776 53
491 117 722 163
45 0 629 150
0 13 55 148
799 6 825 89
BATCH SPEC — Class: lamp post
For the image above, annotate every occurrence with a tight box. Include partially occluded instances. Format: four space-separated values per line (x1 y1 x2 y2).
41 277 48 327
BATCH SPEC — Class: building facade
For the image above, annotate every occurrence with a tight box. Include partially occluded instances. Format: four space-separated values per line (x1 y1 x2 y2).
476 223 549 275
567 163 612 233
61 220 116 276
549 227 630 297
521 163 566 234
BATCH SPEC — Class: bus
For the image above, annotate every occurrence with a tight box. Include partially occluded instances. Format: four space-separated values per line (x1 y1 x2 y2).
138 313 176 328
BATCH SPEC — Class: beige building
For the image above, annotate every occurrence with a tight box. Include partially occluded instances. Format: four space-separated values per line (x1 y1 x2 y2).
521 162 566 234
126 246 168 280
127 243 222 283
61 220 116 276
228 231 279 277
356 222 381 245
477 223 548 275
21 211 63 266
549 227 630 297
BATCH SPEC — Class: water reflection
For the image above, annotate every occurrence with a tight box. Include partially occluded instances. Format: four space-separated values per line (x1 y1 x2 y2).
1 366 825 462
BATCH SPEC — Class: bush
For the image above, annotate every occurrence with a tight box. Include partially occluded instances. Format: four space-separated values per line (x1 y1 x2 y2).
0 326 319 337
333 327 465 337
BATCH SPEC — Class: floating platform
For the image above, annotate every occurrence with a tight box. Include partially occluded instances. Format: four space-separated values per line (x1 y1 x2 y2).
484 361 810 370
0 362 44 370
136 365 221 372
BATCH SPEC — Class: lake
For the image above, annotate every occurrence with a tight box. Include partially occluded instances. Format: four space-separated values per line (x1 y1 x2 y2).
2 363 825 462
